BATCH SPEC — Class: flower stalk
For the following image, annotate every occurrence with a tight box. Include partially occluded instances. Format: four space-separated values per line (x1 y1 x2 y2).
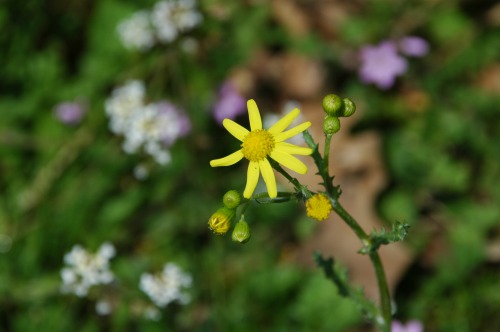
209 95 409 331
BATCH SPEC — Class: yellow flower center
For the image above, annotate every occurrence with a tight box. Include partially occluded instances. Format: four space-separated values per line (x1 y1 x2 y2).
306 194 332 222
241 129 275 161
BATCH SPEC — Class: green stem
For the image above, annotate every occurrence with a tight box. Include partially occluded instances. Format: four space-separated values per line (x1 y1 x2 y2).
17 127 93 213
251 191 296 203
268 159 304 194
323 133 332 178
330 199 368 242
331 201 392 332
369 252 392 332
303 131 336 195
308 128 391 330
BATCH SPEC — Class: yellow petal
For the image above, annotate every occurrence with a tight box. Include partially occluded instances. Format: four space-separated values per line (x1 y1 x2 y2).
268 108 300 135
274 121 311 142
259 159 277 198
222 119 249 141
243 161 260 198
210 150 244 167
270 149 308 174
275 142 313 155
247 99 262 131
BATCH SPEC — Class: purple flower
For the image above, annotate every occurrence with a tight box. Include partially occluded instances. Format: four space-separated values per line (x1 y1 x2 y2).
54 102 86 125
392 320 424 332
359 41 408 90
399 36 429 57
213 81 246 124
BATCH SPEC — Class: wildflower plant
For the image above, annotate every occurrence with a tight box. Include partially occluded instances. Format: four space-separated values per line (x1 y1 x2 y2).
208 95 410 332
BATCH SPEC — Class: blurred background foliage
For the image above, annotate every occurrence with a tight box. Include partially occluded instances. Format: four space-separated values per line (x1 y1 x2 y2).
1 0 499 331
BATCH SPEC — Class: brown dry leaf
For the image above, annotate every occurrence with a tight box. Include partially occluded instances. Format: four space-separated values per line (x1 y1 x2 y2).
249 49 284 82
476 63 500 94
312 0 350 39
272 0 311 37
401 88 431 113
486 2 500 26
280 54 325 98
228 67 257 96
289 100 413 301
487 242 500 262
248 51 325 99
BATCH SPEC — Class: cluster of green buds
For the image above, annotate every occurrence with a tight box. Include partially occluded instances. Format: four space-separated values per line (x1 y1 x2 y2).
321 94 356 135
208 190 251 243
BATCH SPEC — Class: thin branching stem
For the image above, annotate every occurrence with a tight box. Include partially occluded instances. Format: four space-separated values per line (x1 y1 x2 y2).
303 129 392 331
332 201 391 332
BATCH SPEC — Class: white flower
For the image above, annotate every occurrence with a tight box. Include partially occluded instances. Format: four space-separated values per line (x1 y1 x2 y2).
145 141 172 165
117 11 155 51
139 263 192 308
95 299 113 316
60 243 116 297
104 80 146 135
104 81 191 165
152 0 202 43
133 164 150 180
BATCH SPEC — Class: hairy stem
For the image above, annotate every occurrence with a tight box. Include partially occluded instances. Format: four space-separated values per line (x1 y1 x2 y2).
332 202 392 331
306 129 391 331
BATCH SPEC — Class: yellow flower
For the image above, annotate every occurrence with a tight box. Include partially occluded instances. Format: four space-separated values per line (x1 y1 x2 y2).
210 99 312 199
208 207 235 235
306 193 332 221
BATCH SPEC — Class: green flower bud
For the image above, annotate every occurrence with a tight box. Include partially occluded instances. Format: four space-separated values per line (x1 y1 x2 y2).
222 190 242 209
322 94 343 116
208 207 235 235
323 116 340 135
232 217 251 243
339 98 356 117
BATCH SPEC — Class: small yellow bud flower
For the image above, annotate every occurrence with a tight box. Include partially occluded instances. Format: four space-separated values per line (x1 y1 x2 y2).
305 193 332 221
208 207 235 235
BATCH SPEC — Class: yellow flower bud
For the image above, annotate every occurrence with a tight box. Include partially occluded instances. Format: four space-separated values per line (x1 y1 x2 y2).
208 207 235 235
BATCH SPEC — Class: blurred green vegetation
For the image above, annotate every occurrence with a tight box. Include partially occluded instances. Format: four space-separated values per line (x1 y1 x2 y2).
1 0 499 331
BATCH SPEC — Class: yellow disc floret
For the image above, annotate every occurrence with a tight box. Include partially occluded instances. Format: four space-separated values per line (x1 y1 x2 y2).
241 129 275 161
306 193 332 221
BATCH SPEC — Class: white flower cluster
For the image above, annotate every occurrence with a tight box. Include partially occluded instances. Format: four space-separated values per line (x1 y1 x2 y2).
104 80 191 165
60 243 116 297
139 263 192 308
117 0 202 51
117 11 155 51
